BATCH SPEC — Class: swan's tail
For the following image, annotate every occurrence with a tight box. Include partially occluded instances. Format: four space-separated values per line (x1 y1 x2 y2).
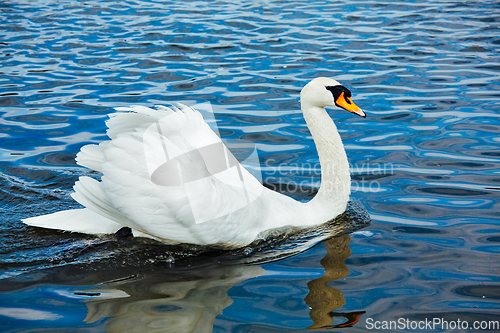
22 208 123 235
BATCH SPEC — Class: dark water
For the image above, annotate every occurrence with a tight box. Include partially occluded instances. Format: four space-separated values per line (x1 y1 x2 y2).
1 0 500 332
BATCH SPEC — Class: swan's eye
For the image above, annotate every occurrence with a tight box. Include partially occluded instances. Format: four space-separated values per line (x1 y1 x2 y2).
326 85 352 101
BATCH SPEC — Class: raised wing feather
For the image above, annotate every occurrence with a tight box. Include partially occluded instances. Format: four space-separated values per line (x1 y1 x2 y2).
73 104 268 247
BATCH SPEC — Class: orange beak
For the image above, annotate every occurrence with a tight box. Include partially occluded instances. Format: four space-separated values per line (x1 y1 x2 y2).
336 92 366 118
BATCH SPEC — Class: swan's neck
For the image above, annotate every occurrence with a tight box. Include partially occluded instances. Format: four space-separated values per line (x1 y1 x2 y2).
302 105 350 215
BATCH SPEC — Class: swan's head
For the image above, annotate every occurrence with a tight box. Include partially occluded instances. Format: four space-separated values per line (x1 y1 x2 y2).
300 77 366 118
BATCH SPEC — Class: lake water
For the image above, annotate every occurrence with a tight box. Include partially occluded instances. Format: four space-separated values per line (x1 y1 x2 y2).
1 0 500 332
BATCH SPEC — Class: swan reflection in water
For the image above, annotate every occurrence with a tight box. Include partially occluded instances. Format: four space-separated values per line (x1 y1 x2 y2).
80 235 364 332
305 235 366 329
82 265 265 333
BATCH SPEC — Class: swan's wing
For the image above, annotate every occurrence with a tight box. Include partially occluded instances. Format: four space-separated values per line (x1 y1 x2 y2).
74 104 266 247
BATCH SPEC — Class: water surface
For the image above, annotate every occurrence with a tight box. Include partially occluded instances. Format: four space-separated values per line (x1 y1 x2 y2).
1 0 500 332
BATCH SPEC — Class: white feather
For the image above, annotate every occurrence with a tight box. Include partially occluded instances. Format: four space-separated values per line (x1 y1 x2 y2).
23 208 123 235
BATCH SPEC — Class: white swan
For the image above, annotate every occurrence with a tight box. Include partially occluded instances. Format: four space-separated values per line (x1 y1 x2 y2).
23 77 365 248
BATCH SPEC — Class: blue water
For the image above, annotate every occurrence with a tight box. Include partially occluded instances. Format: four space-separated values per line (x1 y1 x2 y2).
1 0 500 331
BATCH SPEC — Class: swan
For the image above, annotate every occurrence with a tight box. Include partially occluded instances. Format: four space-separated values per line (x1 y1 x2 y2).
23 77 365 248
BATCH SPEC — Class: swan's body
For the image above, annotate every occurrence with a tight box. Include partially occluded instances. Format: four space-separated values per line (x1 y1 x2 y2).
23 77 365 248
